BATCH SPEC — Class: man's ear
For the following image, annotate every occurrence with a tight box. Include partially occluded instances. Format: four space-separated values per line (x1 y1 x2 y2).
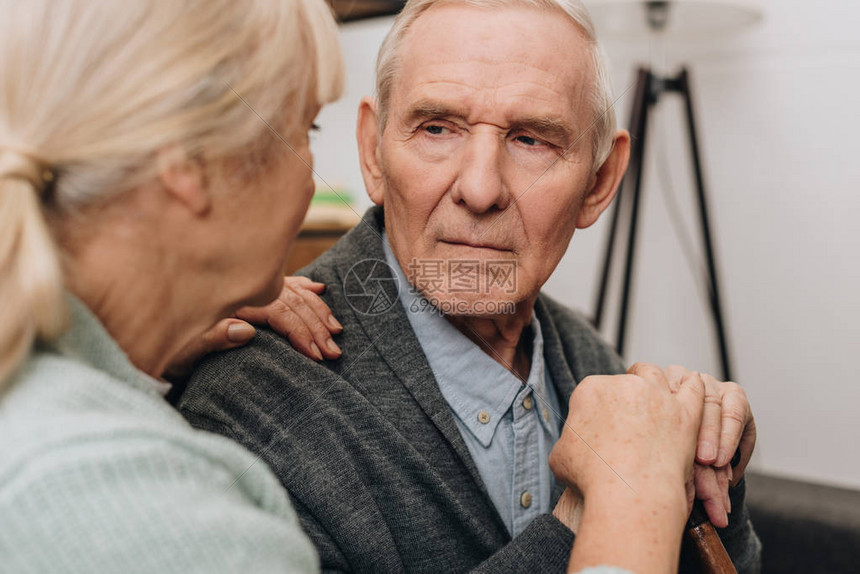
356 96 385 206
576 129 631 229
156 145 210 216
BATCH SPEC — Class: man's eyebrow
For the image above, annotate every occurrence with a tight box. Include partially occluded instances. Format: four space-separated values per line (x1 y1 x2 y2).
404 100 463 123
512 116 574 146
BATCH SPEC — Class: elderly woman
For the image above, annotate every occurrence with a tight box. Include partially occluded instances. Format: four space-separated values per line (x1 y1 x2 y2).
0 0 342 571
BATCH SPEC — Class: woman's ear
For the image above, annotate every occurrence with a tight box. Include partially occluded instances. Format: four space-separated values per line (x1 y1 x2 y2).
576 130 631 229
156 145 210 216
356 96 385 206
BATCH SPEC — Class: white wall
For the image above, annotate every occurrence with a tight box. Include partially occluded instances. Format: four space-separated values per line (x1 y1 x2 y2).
311 18 392 214
311 0 860 490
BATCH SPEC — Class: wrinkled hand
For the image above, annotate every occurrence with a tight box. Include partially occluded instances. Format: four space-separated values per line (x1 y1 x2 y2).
549 363 705 509
164 276 342 381
664 365 756 528
552 363 707 574
234 276 342 362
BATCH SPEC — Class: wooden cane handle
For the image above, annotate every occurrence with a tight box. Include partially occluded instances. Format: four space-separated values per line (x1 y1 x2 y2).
682 447 743 572
685 520 738 573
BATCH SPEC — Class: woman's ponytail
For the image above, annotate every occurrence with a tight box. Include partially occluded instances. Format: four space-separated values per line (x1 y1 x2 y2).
0 150 67 390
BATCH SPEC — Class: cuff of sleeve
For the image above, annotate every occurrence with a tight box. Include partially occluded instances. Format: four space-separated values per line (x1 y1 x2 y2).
513 514 575 572
472 514 574 573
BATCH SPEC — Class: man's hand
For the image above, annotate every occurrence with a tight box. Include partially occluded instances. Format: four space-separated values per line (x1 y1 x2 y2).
164 276 342 381
664 365 756 528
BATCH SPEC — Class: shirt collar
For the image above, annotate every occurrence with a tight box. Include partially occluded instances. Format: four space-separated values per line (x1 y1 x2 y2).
382 234 550 446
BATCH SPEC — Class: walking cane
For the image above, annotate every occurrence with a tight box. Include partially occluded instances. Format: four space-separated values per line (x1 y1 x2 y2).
684 449 743 573
686 500 737 573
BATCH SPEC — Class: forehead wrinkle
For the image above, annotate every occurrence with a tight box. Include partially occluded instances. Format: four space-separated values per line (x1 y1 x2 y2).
409 60 575 94
398 79 488 127
398 58 587 128
395 55 590 148
402 90 577 144
396 4 596 104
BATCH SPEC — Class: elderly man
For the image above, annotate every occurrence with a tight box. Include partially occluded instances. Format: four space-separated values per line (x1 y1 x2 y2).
179 0 760 572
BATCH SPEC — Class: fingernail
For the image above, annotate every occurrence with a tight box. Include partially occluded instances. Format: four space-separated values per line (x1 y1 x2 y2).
327 315 343 331
227 323 255 343
699 442 717 462
310 342 323 361
326 339 341 355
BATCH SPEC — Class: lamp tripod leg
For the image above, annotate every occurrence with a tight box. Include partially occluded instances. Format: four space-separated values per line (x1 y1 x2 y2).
593 67 653 355
678 67 733 382
615 68 653 356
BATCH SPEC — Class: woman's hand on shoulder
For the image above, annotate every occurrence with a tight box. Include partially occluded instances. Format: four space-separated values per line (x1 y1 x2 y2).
164 276 342 381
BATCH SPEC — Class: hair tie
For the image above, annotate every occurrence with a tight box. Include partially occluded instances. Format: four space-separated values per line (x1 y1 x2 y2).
39 166 57 197
0 145 57 197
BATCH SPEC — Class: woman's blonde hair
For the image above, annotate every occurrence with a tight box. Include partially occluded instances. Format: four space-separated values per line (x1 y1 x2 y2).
375 0 616 169
0 0 344 388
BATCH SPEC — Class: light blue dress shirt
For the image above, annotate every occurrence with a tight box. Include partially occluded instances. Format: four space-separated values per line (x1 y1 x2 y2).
382 235 563 537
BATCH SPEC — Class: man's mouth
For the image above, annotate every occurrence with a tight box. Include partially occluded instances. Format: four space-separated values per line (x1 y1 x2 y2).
439 239 511 252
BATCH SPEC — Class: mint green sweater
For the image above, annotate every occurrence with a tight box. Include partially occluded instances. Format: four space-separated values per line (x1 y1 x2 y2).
0 298 318 573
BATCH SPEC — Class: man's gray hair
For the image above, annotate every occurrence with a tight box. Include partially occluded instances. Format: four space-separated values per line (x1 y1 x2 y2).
375 0 617 170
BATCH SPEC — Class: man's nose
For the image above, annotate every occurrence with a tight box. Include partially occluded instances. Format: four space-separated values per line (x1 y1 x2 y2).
450 132 511 214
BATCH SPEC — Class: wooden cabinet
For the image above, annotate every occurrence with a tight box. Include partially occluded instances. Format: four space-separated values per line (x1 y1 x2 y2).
284 219 356 275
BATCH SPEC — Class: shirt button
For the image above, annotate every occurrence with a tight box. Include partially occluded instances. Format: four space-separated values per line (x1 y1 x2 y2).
477 410 491 424
522 395 534 410
542 408 550 422
520 491 533 508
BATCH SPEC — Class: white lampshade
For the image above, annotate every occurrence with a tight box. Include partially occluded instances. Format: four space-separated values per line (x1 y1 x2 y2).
584 0 763 39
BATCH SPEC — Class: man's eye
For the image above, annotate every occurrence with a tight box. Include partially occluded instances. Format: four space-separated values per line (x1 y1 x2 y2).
425 125 446 135
515 135 541 146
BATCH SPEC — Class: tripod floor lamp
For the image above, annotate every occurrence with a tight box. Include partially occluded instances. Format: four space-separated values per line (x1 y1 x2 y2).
587 0 762 382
